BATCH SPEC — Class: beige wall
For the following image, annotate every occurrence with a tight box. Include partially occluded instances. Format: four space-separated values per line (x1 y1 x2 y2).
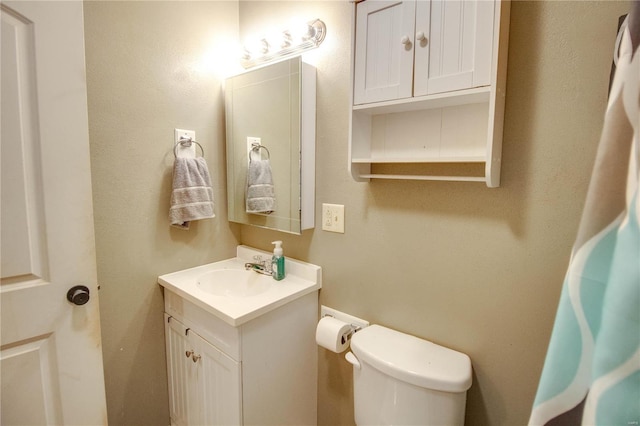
237 1 630 425
85 1 630 425
84 2 239 425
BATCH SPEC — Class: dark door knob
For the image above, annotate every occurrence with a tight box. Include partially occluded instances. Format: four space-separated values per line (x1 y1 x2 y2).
67 285 90 305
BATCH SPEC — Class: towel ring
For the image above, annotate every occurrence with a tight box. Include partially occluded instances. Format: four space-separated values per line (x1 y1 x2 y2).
249 143 270 162
174 137 204 158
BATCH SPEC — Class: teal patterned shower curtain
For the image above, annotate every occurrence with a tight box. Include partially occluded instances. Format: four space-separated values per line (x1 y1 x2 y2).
529 4 640 426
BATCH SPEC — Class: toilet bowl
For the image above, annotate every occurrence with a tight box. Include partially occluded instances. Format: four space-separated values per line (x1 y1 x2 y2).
345 325 472 426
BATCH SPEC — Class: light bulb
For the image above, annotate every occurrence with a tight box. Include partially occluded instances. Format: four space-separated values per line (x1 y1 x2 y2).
260 38 269 54
281 31 293 49
289 22 313 42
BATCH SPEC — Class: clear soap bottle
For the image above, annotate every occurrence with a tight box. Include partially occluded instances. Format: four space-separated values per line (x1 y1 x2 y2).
271 241 285 281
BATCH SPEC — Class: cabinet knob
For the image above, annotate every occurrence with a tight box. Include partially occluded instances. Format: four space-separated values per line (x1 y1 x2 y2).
186 350 194 358
416 31 427 43
400 35 411 46
192 354 201 363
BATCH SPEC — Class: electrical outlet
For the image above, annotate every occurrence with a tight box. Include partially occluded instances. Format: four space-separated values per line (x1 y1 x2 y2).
322 203 345 233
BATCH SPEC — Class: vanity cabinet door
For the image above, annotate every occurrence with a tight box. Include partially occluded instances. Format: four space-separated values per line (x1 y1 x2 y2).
165 315 241 426
413 0 494 96
165 314 197 426
353 0 416 105
190 331 242 426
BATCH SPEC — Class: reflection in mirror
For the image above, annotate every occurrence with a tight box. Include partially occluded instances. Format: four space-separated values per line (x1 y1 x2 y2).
225 57 316 234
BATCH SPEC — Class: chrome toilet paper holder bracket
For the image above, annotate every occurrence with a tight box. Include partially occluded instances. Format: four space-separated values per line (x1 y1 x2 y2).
322 313 362 344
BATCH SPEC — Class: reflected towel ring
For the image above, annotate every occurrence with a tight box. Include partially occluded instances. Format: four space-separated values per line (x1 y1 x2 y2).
174 137 204 158
249 143 270 162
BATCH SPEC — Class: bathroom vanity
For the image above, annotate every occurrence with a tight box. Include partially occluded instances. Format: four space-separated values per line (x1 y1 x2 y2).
158 246 322 425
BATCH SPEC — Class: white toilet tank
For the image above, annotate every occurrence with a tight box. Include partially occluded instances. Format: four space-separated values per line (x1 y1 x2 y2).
346 325 472 426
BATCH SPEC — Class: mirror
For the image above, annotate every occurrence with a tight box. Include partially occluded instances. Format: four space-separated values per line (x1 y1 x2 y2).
225 57 316 234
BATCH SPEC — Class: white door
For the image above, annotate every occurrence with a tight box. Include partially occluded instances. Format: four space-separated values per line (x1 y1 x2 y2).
353 0 416 105
413 0 495 96
1 2 107 425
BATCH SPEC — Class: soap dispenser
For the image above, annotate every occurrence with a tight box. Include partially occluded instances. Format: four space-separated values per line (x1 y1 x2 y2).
271 241 285 281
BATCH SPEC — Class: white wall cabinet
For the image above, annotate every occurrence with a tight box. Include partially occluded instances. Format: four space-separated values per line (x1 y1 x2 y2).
349 0 510 186
354 0 494 104
353 0 415 104
163 290 318 426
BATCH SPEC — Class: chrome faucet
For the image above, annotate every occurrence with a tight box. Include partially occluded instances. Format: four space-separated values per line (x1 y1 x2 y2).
244 255 273 276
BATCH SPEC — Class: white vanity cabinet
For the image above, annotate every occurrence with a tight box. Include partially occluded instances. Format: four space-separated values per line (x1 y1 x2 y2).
165 313 241 426
349 0 510 186
163 290 318 426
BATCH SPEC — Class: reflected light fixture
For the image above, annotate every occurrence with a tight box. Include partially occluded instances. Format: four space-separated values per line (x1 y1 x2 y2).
241 19 326 68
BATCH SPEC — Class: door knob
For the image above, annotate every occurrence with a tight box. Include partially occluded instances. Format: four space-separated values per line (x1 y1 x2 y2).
66 285 90 305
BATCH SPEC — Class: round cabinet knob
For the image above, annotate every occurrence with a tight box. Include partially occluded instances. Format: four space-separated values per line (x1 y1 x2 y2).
192 354 201 363
400 35 411 45
66 285 90 306
416 31 426 41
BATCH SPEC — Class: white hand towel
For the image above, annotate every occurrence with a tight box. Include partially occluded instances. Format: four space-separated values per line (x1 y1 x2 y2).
246 158 275 214
170 157 215 230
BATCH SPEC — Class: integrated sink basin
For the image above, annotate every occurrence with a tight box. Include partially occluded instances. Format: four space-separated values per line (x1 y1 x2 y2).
197 269 272 298
158 245 322 326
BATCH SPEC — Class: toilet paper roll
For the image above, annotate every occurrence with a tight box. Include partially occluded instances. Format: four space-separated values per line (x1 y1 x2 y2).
316 316 352 353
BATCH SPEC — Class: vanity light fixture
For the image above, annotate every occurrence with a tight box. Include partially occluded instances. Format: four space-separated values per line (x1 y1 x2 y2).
241 19 326 68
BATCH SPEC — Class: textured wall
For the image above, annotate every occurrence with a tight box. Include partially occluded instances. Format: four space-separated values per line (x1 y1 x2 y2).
84 2 239 425
85 0 630 424
237 1 631 425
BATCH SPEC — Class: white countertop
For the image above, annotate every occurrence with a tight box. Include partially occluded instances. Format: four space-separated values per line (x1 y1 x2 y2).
158 246 322 326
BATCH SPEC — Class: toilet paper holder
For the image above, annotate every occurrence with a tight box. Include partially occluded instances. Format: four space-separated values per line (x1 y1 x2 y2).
320 305 370 344
342 325 360 344
321 314 361 344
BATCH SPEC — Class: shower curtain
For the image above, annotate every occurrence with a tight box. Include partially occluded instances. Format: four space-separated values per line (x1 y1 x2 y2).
529 4 639 426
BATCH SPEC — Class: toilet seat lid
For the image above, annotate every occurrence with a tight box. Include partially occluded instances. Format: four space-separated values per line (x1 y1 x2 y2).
350 325 472 392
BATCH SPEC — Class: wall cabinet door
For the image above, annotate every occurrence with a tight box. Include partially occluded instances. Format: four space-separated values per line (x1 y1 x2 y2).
353 0 495 104
413 0 494 96
353 0 416 105
164 315 241 426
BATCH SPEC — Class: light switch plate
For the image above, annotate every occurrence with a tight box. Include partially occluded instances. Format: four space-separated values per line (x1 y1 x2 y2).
322 203 344 233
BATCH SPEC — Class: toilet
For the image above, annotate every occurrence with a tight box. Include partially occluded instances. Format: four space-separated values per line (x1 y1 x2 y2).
345 325 472 426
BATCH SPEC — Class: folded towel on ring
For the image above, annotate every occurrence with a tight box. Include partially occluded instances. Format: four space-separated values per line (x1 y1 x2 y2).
169 157 215 230
246 158 275 214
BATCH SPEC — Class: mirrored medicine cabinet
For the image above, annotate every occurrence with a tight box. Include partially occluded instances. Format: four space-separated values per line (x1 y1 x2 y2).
225 56 316 234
